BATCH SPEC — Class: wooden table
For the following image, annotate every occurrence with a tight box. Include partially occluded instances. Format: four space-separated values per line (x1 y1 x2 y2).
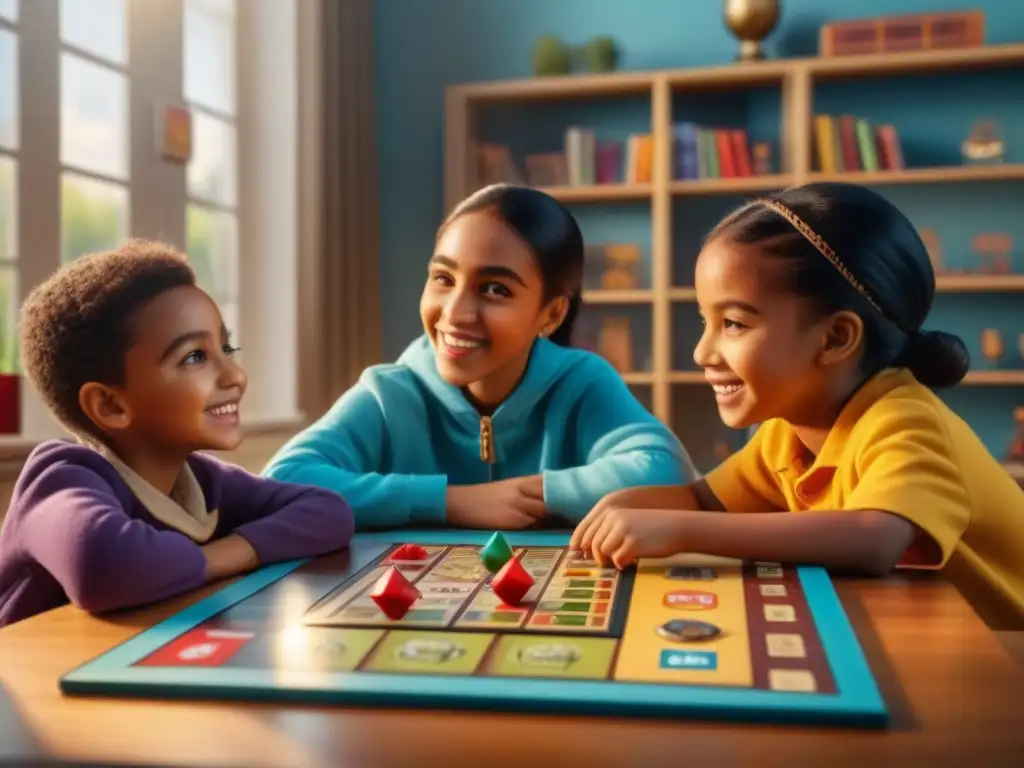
2 573 1023 768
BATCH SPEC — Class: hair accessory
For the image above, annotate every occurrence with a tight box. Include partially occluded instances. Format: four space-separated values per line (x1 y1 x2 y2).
754 198 884 315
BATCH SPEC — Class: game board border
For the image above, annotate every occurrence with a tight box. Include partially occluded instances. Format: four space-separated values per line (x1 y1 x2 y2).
59 530 888 727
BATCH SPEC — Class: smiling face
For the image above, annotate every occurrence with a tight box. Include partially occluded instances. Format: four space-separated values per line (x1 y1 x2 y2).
420 210 566 407
103 285 248 453
693 237 833 429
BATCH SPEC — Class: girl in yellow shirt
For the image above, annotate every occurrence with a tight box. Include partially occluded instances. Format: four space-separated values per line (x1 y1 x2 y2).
570 182 1024 628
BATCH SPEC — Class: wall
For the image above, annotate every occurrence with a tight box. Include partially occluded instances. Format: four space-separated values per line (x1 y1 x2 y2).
374 0 1024 456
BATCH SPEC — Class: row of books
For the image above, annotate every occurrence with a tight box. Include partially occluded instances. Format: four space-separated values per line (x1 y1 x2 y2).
673 123 772 180
476 115 908 188
814 114 905 173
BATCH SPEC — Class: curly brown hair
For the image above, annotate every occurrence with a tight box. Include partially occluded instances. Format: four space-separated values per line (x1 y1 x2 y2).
19 239 197 435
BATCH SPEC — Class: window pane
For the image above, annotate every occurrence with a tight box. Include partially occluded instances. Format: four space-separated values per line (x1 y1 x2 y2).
186 205 237 300
0 29 16 151
61 53 129 180
184 4 235 115
0 0 17 23
60 0 127 65
191 0 233 18
0 264 17 376
0 155 15 259
61 173 128 263
188 111 236 207
218 300 239 345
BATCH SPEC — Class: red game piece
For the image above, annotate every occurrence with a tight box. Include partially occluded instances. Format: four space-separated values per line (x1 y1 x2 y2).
369 566 421 619
491 557 534 605
389 543 429 561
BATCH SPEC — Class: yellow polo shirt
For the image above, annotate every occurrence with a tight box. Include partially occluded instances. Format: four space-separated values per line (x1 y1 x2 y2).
704 368 1024 628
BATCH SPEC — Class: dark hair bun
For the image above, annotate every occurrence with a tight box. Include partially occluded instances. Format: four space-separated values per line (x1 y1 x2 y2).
903 330 971 389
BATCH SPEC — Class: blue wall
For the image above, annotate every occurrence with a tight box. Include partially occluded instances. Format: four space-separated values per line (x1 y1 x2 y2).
373 0 1024 456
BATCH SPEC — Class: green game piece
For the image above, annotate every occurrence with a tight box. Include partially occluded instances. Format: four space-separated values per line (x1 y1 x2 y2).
480 532 513 573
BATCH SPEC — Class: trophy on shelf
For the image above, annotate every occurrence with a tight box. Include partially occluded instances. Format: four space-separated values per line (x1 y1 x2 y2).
972 233 1013 274
980 328 1004 369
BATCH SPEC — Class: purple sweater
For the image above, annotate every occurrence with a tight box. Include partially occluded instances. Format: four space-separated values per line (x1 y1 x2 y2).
0 440 354 628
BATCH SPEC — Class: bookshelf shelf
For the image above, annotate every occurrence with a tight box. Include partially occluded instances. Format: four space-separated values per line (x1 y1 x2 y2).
582 289 654 305
808 164 1024 186
445 43 1024 461
670 174 792 196
936 275 1024 292
537 184 652 203
962 371 1024 386
622 371 657 385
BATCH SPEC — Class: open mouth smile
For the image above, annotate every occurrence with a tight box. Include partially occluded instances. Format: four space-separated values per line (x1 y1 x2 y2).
438 331 488 359
204 401 240 422
707 379 746 403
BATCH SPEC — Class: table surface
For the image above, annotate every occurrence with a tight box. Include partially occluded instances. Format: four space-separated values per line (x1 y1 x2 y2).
2 571 1024 768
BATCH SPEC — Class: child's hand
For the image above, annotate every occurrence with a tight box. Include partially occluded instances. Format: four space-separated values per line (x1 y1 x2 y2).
446 476 546 530
571 506 688 569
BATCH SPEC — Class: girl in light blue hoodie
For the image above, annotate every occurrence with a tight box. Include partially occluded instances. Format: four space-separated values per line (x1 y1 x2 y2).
264 184 696 530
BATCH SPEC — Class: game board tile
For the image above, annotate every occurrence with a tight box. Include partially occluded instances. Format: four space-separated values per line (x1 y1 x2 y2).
135 628 255 667
362 630 494 675
269 628 385 673
537 600 591 613
485 636 618 680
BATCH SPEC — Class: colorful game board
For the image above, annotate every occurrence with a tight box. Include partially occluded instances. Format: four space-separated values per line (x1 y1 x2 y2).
59 531 887 727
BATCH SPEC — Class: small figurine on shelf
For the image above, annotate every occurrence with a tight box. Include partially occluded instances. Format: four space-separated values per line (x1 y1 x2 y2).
752 142 772 175
972 233 1013 274
918 229 943 274
597 317 634 373
599 244 642 290
981 328 1004 369
961 120 1006 165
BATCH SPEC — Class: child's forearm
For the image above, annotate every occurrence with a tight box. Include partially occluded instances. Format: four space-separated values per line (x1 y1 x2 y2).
679 508 915 576
201 534 260 583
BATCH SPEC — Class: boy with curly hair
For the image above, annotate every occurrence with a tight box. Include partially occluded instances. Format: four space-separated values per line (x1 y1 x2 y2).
0 240 353 627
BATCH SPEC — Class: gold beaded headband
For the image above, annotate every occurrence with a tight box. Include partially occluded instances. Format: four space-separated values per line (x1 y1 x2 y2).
754 198 884 315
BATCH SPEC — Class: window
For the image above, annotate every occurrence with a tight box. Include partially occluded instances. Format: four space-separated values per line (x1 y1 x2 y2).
4 0 301 442
184 0 239 340
59 0 130 264
0 1 18 378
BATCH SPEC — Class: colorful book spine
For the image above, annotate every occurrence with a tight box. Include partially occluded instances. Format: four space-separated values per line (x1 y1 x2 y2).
813 114 905 173
672 122 768 180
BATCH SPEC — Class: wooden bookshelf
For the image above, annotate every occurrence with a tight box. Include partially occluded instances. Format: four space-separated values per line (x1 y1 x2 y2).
444 43 1024 431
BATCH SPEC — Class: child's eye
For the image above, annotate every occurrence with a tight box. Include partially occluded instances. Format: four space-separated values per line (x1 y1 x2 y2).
723 319 746 331
431 273 454 287
481 282 511 298
223 344 240 356
182 349 207 365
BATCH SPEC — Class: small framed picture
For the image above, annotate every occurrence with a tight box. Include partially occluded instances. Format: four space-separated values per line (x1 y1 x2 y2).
155 103 192 163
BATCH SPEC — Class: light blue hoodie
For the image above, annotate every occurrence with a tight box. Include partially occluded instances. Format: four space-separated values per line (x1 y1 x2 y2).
263 335 695 529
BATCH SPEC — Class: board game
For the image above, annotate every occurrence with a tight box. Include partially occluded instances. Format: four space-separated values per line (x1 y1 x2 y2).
59 531 887 727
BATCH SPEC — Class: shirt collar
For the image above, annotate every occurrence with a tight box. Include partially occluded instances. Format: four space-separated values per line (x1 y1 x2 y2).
771 367 916 474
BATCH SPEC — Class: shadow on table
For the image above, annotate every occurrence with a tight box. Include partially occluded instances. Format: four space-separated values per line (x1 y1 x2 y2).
837 583 916 733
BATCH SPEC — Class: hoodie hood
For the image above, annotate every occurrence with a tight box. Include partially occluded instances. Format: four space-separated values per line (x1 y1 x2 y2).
397 333 579 431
